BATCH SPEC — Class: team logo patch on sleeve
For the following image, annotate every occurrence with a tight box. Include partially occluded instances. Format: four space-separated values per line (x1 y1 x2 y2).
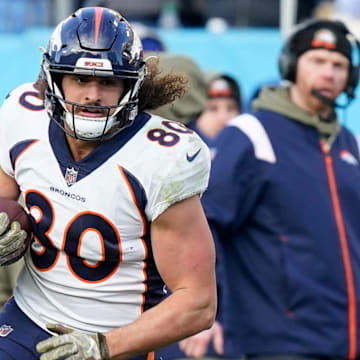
339 150 358 166
0 324 14 337
65 167 79 186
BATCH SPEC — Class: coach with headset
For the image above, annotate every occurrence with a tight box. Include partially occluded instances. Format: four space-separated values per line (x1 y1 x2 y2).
179 19 360 360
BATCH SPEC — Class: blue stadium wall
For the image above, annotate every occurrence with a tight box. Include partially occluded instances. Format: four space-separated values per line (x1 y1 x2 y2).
1 27 360 133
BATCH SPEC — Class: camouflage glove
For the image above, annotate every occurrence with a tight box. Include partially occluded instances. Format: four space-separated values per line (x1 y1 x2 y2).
0 212 27 265
36 324 110 360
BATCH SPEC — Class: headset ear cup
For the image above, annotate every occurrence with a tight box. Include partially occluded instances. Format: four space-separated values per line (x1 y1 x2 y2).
278 49 288 79
346 65 359 99
279 47 296 82
278 19 316 82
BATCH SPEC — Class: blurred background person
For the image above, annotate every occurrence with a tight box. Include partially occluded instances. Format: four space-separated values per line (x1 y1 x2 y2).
188 74 242 146
150 53 208 125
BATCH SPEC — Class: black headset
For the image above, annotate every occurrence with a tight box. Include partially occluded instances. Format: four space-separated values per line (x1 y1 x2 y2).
278 19 360 100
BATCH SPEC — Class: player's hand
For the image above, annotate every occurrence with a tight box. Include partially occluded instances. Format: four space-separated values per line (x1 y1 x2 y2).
36 323 110 360
0 212 27 264
179 321 224 358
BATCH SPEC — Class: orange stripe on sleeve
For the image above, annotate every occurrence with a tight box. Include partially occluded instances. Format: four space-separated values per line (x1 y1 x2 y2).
14 140 39 168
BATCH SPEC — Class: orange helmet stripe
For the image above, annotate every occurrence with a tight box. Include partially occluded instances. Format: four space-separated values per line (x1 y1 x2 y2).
94 7 103 44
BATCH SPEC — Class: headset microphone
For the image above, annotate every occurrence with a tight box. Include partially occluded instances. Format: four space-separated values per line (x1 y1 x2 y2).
311 89 350 109
311 89 336 107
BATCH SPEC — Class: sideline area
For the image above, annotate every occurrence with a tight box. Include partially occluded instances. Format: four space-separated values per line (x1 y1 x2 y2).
1 27 359 133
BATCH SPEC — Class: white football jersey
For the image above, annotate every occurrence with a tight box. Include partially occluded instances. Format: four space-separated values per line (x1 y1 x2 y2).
0 83 210 333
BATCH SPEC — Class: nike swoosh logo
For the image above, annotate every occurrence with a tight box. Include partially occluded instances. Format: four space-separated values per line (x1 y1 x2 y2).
186 148 201 162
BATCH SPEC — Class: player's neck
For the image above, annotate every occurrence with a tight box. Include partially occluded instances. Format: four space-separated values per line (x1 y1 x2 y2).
65 134 99 162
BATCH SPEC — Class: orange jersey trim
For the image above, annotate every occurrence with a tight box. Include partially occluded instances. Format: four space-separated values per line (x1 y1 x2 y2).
117 165 148 312
14 139 39 169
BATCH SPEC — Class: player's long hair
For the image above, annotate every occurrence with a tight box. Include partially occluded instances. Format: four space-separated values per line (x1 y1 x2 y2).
35 57 188 112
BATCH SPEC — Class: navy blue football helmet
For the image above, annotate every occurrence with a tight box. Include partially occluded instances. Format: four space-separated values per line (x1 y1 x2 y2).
42 7 146 140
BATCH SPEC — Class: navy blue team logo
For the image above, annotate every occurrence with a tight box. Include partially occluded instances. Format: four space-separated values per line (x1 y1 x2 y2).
0 324 14 337
65 167 79 186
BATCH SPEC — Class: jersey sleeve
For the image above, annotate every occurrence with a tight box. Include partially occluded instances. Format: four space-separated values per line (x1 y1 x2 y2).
145 126 211 222
0 90 17 177
0 83 44 178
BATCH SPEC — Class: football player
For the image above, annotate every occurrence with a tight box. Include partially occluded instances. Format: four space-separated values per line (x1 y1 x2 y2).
0 7 216 360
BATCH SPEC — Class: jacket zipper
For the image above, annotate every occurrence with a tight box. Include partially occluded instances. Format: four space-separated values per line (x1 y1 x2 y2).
320 140 357 359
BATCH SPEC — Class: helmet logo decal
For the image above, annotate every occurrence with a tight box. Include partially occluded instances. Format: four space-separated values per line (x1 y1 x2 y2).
85 61 104 68
94 7 104 44
74 58 113 74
